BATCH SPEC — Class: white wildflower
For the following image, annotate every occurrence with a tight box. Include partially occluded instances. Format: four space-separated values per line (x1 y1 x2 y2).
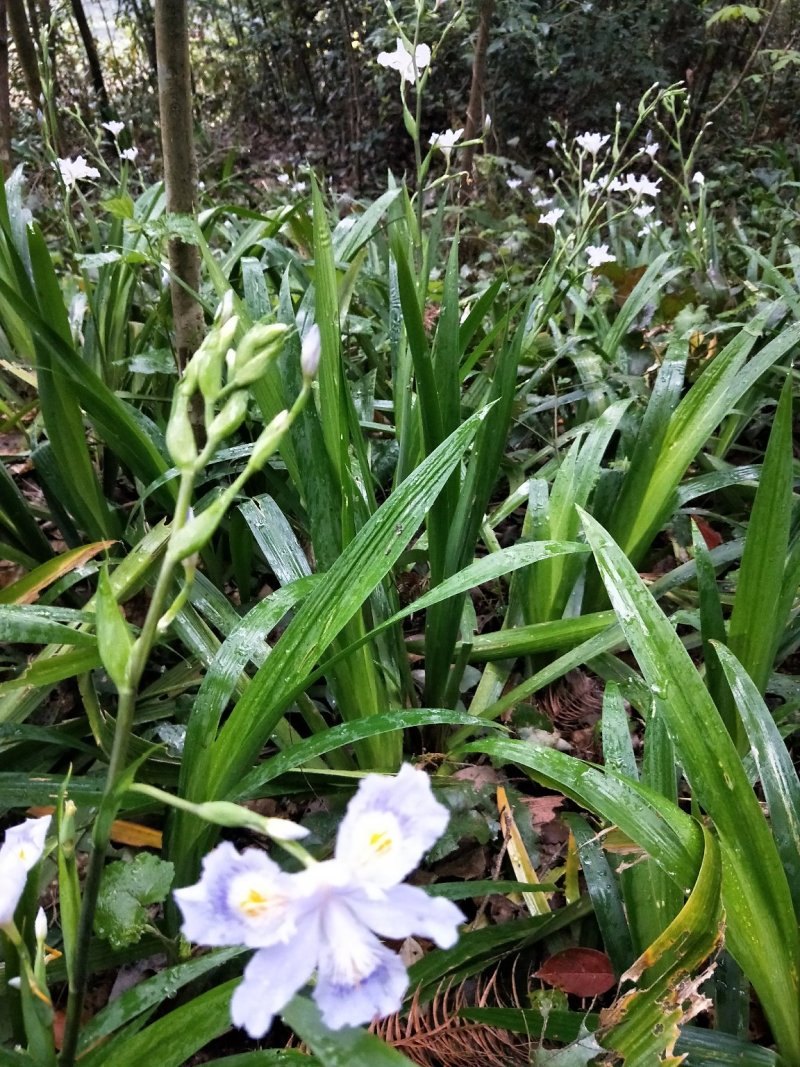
692 171 705 186
377 39 430 84
625 173 661 198
120 146 138 162
576 132 610 155
586 244 616 267
429 128 464 162
506 178 522 190
539 207 565 227
55 155 101 189
638 221 662 237
633 203 655 219
101 120 125 138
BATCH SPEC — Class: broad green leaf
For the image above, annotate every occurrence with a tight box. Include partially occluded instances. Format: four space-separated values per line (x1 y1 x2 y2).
0 606 97 646
598 826 723 1063
0 458 55 563
94 853 175 949
79 979 236 1067
77 948 244 1051
565 813 634 975
714 641 800 917
727 376 793 704
600 252 683 360
579 508 800 1062
609 314 800 565
0 647 103 696
0 1051 35 1066
332 187 402 261
468 611 616 661
282 997 415 1066
95 567 133 691
707 4 763 25
232 709 496 801
691 520 730 731
425 878 558 899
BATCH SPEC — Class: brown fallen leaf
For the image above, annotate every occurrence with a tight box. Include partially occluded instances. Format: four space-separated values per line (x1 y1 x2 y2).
28 806 163 850
535 947 616 998
519 793 564 829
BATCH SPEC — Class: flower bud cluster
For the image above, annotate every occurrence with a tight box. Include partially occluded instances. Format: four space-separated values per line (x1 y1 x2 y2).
165 298 294 477
163 298 320 565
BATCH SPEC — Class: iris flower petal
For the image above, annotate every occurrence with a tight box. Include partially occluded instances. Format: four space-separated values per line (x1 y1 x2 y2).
352 883 463 948
231 924 319 1038
174 841 300 948
0 815 51 928
315 907 408 1030
335 764 449 888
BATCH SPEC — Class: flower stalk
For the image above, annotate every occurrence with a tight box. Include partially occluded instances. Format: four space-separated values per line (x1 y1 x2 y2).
57 307 314 1067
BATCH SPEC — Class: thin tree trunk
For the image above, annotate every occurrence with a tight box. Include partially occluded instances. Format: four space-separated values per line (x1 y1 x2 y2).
0 0 10 175
7 0 42 111
461 0 494 181
155 0 204 371
68 0 110 118
129 0 158 83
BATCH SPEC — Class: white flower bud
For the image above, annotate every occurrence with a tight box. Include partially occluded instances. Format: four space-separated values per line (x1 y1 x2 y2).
264 817 309 841
35 908 47 942
217 290 236 325
301 324 322 378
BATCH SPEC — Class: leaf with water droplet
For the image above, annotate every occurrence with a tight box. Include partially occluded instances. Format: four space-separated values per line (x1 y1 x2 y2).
94 852 175 949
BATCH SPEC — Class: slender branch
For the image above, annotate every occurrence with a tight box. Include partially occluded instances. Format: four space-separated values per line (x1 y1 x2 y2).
705 0 781 123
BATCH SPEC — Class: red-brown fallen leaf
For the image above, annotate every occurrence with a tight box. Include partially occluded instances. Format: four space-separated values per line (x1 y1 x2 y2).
535 947 616 998
519 794 565 829
692 516 723 549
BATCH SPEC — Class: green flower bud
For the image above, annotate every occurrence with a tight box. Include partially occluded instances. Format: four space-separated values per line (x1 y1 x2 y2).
168 501 225 562
402 103 418 141
231 348 278 387
196 316 240 401
179 355 200 395
231 323 289 380
207 390 248 444
247 409 291 471
165 394 197 469
193 800 308 840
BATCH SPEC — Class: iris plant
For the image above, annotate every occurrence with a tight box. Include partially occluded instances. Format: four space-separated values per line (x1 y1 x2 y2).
175 765 463 1036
